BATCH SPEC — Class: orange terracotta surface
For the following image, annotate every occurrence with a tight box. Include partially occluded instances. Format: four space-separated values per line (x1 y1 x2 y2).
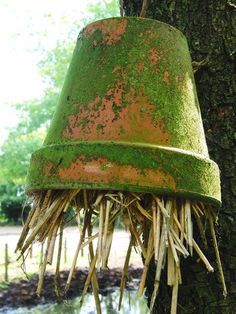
54 156 176 189
84 19 128 46
137 61 144 73
44 162 54 176
163 70 170 84
148 48 160 65
63 81 171 145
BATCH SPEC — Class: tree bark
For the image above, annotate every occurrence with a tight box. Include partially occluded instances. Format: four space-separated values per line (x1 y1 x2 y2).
123 1 236 313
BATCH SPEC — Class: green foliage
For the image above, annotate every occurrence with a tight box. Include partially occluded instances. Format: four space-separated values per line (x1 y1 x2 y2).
0 282 9 290
14 93 58 134
87 0 120 20
0 183 30 223
0 126 44 184
38 42 75 91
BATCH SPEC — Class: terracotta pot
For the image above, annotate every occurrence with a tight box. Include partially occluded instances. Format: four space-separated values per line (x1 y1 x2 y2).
26 17 221 205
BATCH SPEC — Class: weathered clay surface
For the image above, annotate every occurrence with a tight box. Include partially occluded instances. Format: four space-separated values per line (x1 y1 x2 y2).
27 142 220 205
26 17 221 205
44 17 208 155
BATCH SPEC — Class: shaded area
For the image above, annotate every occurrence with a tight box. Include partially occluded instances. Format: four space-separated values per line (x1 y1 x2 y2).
123 1 236 313
0 267 142 308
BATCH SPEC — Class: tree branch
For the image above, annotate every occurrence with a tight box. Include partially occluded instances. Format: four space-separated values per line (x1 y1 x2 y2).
140 0 149 17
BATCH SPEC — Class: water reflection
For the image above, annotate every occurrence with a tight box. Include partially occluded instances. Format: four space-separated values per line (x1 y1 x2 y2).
1 289 150 314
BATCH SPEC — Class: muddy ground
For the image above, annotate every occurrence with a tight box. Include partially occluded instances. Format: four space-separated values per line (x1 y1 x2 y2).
0 267 142 308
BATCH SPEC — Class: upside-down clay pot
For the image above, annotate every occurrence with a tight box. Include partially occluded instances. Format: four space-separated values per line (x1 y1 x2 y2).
26 17 221 206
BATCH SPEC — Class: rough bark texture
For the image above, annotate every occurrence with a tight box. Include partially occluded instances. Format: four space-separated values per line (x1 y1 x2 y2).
124 1 236 313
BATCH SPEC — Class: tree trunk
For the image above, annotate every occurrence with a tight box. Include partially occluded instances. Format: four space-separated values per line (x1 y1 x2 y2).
123 1 236 313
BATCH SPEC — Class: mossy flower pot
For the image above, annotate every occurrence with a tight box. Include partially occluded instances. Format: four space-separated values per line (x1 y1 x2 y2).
26 17 221 206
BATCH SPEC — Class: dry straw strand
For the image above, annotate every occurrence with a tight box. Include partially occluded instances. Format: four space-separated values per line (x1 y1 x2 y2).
15 190 223 314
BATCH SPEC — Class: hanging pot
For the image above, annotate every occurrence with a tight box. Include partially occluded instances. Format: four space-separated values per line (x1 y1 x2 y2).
16 17 225 314
26 17 220 205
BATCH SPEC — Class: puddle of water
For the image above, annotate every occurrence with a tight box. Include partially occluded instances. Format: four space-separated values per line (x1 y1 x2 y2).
0 289 150 314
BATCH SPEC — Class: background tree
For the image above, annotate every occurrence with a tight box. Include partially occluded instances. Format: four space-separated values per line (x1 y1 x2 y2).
123 1 236 313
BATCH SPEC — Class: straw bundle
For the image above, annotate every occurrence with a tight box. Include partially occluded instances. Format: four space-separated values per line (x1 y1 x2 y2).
16 189 226 314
